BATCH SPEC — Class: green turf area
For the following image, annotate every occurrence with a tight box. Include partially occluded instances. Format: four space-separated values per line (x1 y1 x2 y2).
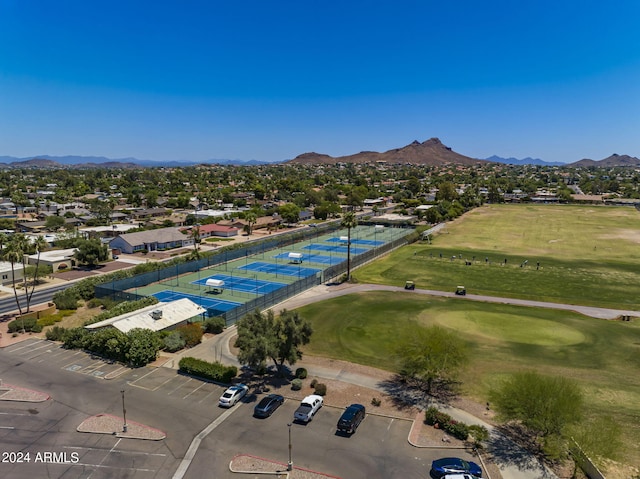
297 291 640 464
355 204 640 309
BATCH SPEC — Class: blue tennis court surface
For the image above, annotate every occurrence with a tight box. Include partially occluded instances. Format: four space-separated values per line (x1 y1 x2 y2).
240 261 321 277
327 237 384 246
303 243 369 255
273 252 343 265
152 290 241 316
192 274 286 294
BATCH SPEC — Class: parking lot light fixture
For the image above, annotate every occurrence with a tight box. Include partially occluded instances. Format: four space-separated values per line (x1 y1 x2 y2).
121 389 128 433
287 422 293 471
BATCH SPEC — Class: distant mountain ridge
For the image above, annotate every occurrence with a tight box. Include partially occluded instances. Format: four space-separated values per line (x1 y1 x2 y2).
1 146 638 169
567 153 640 168
287 138 486 166
485 155 565 166
0 155 272 168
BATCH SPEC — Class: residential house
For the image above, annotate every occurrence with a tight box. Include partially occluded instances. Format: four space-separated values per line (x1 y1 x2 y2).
108 227 193 254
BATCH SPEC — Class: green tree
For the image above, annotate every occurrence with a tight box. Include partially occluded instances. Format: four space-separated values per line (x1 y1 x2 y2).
397 326 468 396
126 328 162 367
234 309 313 376
74 238 109 266
489 371 583 458
340 211 358 281
44 215 65 230
279 203 301 224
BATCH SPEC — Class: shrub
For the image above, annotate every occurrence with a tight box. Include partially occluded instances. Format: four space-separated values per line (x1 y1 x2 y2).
179 357 237 383
7 317 42 333
310 378 318 388
295 367 308 379
163 331 186 352
468 424 490 448
86 298 103 308
52 289 79 310
291 378 303 391
425 406 451 426
314 383 327 396
62 327 89 349
37 310 71 328
46 325 67 342
177 323 204 348
202 316 225 334
443 420 469 440
371 397 381 407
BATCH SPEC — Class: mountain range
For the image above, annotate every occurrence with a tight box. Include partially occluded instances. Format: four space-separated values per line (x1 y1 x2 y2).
0 155 271 168
288 138 485 166
1 143 638 168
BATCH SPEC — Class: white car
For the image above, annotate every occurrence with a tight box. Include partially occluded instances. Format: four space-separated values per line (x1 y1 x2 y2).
218 384 249 407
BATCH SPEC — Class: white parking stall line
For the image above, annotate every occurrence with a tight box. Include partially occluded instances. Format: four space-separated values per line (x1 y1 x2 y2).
197 388 218 404
182 381 207 400
166 377 192 396
5 339 46 353
63 445 167 457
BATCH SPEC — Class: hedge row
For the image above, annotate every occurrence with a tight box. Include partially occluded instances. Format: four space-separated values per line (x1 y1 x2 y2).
178 356 237 384
424 406 470 441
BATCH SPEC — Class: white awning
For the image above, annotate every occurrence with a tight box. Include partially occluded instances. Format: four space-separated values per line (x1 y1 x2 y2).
205 279 225 288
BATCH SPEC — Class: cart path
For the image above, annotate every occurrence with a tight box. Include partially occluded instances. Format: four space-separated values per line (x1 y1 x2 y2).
271 282 640 320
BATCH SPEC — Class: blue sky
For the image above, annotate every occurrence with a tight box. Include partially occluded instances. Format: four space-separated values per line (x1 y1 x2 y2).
1 1 639 164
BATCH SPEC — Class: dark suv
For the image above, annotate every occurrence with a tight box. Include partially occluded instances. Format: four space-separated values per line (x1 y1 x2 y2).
336 403 366 434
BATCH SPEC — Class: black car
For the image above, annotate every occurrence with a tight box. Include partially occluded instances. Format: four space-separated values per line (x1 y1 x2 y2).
430 457 482 478
336 403 366 434
253 394 284 418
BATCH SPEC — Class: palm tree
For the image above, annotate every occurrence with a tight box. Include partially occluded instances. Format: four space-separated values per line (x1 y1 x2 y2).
27 236 48 307
341 211 358 282
244 211 258 236
3 242 24 317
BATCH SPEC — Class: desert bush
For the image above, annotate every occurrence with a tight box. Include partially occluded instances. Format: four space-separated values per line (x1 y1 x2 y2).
45 325 67 342
202 316 225 334
163 331 186 352
443 420 469 440
7 317 41 333
313 383 327 396
295 367 308 379
468 424 490 448
177 323 203 348
310 378 318 388
291 379 303 391
52 289 79 310
371 397 381 407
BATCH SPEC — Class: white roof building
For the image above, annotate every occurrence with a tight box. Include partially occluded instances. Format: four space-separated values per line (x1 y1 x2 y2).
85 298 206 333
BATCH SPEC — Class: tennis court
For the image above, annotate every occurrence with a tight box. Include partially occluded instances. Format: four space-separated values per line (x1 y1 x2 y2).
327 237 384 247
273 252 343 265
239 261 321 277
152 290 241 316
192 274 287 294
302 243 369 255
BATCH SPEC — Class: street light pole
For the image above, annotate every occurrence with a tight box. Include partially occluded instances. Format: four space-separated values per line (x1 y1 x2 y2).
287 422 293 471
121 389 128 433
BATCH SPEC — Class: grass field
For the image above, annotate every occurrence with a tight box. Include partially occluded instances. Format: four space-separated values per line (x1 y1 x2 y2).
296 204 640 469
298 291 640 467
355 204 640 309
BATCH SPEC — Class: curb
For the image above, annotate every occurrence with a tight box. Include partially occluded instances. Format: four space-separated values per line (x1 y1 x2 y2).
77 413 166 440
229 454 342 478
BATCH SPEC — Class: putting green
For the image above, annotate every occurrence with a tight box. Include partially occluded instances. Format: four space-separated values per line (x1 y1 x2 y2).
430 310 586 346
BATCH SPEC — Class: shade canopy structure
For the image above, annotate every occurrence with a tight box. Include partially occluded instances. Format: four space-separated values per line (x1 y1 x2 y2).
206 279 225 288
288 252 303 264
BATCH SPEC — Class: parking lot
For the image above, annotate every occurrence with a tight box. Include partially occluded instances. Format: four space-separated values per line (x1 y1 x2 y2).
1 339 478 479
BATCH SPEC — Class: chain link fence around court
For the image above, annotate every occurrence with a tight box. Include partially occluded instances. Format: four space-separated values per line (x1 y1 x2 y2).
95 222 414 325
